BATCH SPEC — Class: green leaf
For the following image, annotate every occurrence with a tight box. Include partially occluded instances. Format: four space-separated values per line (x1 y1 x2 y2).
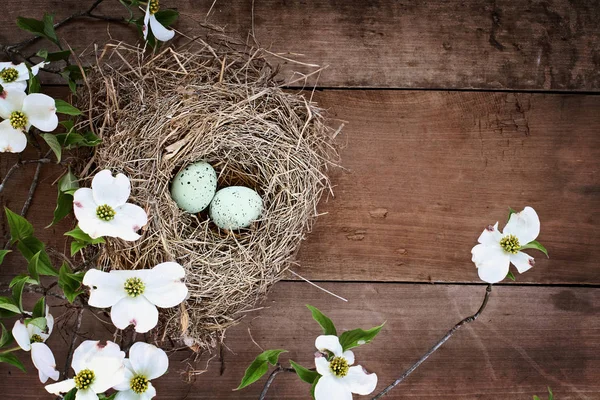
37 49 71 62
32 297 46 319
64 388 77 400
17 237 58 276
70 241 88 256
506 271 516 281
154 9 179 27
0 297 20 314
56 131 102 148
54 99 81 116
48 170 79 227
533 396 541 400
65 226 105 244
42 13 59 45
236 349 287 390
290 360 319 384
310 376 320 399
58 262 84 303
306 305 337 336
339 322 385 351
40 133 61 162
4 207 33 243
25 317 47 331
548 387 553 400
0 353 26 372
0 323 14 348
0 250 11 264
11 275 28 312
27 67 41 94
16 16 46 37
26 251 42 284
520 240 549 258
507 207 517 223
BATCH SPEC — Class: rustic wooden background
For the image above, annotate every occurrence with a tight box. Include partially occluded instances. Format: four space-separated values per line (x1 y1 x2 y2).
1 0 599 399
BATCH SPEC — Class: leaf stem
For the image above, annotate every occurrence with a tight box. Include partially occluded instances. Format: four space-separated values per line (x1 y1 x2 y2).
0 346 22 354
259 365 294 400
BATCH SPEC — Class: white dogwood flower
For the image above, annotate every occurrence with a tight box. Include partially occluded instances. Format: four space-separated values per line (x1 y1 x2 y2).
0 61 46 91
12 309 59 383
73 170 148 241
142 0 175 42
113 342 168 400
45 340 125 400
314 335 378 400
471 206 541 283
0 89 58 153
83 262 188 333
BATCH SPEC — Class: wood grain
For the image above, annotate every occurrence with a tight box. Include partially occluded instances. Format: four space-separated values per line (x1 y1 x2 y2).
3 90 598 284
1 282 598 399
1 0 599 90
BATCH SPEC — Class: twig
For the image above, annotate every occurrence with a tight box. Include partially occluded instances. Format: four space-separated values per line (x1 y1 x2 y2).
0 158 51 195
371 284 493 399
259 365 294 400
288 270 348 302
20 160 42 217
62 307 84 379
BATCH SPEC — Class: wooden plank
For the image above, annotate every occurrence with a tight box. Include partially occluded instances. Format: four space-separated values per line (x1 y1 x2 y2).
1 0 599 90
1 282 599 398
2 90 599 284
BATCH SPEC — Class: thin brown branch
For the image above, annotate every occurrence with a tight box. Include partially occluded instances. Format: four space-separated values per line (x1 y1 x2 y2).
371 284 493 399
0 157 51 194
62 307 84 379
259 365 294 400
20 160 42 217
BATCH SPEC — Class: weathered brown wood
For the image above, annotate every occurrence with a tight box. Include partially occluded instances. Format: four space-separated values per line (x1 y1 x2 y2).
1 282 599 398
1 0 599 90
3 90 598 284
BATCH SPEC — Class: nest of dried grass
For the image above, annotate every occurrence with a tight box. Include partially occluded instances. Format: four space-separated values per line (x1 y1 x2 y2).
75 41 339 349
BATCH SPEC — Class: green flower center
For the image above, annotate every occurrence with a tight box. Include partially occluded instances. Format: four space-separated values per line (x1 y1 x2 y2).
9 111 27 130
149 0 159 14
124 277 145 297
329 356 349 377
96 204 116 221
0 67 19 83
74 369 95 390
500 234 520 254
30 334 44 343
130 375 149 394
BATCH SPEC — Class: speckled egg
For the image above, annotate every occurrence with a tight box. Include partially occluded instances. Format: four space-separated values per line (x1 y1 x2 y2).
170 161 217 213
209 186 263 230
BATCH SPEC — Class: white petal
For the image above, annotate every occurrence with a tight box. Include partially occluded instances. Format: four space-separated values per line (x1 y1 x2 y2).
88 355 125 393
1 81 27 92
0 89 25 119
149 15 175 42
31 343 59 383
46 309 54 336
315 356 331 376
113 359 135 391
38 368 50 384
92 170 131 208
341 365 378 395
72 340 124 374
22 93 58 132
76 388 99 400
111 296 159 333
12 62 30 81
73 187 103 237
12 320 31 351
477 222 502 245
0 62 15 70
0 119 27 153
503 206 540 245
102 203 148 241
342 350 354 366
143 262 187 308
510 251 535 274
314 375 352 400
142 382 157 399
45 379 76 395
315 335 343 357
473 244 511 284
83 269 127 308
115 390 141 400
143 3 151 40
129 342 168 380
30 61 47 76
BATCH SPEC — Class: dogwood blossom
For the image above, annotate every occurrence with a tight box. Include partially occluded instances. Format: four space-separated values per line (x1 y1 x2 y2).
73 170 148 241
113 342 168 399
142 0 175 42
314 335 378 400
0 89 58 153
0 61 45 91
45 340 125 400
12 308 59 383
471 206 542 283
83 262 188 333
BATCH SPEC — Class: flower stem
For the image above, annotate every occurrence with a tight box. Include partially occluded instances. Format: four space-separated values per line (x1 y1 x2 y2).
0 346 22 354
259 365 294 400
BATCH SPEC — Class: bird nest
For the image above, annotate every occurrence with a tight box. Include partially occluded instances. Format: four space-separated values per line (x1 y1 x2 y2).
75 41 339 349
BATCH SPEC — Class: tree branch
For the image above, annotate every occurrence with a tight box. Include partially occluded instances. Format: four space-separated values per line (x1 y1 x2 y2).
0 157 51 195
371 284 493 399
62 307 84 379
259 365 294 400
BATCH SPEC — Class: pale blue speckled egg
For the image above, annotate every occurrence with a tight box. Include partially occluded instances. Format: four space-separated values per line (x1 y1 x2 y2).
209 186 263 230
170 161 217 213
